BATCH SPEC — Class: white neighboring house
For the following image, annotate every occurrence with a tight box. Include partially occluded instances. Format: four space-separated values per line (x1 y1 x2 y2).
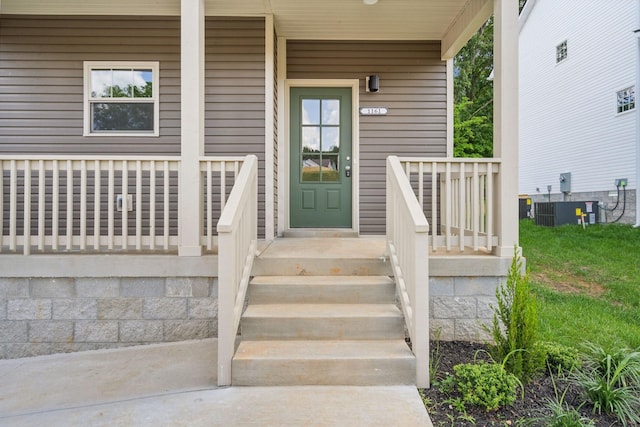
519 0 640 225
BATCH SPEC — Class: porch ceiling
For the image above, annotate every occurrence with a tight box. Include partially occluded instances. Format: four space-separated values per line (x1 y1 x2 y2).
263 0 469 40
2 0 471 40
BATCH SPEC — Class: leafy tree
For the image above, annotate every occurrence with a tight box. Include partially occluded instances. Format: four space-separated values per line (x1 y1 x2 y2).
453 1 528 157
453 19 494 158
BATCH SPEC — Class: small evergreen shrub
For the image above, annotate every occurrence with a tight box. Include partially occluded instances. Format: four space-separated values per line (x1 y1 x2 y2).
446 361 520 411
485 247 544 382
536 341 581 372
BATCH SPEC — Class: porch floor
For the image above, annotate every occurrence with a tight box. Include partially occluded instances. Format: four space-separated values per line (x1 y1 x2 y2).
0 339 432 426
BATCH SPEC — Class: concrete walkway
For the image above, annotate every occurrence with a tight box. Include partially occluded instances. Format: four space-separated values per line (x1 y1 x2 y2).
0 339 432 426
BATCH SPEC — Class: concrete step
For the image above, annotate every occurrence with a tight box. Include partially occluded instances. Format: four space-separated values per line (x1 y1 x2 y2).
241 303 405 340
252 238 392 276
248 275 395 304
232 340 416 386
252 257 393 276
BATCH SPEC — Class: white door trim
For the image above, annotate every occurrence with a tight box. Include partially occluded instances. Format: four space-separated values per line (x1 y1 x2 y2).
281 79 360 234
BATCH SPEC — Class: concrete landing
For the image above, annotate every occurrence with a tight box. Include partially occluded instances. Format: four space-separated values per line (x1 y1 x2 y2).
0 339 432 426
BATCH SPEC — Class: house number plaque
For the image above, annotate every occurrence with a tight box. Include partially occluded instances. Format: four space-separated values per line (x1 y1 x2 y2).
359 107 388 116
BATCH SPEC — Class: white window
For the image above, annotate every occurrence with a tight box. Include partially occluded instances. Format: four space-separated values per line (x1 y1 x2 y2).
84 62 159 136
617 86 635 114
556 40 567 63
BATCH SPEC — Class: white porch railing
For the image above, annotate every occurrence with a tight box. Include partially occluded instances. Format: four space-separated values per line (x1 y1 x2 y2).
0 155 244 254
386 155 429 389
398 157 501 253
216 154 258 387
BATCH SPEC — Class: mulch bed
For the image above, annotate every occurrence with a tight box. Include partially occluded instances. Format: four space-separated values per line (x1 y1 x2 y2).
420 341 620 426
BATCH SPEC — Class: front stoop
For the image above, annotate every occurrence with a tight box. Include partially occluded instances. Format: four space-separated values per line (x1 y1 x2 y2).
232 252 417 386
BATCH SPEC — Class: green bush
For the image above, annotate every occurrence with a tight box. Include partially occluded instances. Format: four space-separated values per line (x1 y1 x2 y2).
536 341 581 372
485 247 544 382
446 361 520 411
573 342 640 426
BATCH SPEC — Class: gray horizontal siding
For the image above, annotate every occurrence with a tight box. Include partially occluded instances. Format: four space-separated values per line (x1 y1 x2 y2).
0 15 181 155
0 15 268 239
205 17 266 237
287 40 446 234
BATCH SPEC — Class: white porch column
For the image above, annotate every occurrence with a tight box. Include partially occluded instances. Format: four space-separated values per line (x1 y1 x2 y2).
493 0 519 257
179 0 205 256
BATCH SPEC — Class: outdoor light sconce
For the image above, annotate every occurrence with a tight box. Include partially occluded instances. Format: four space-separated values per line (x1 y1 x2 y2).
366 75 379 93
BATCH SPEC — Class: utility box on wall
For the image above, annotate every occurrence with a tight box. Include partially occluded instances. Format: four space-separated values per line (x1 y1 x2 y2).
559 172 571 193
534 201 598 227
519 196 532 219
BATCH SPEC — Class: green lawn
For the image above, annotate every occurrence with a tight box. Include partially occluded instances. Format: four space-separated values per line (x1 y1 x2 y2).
519 220 640 349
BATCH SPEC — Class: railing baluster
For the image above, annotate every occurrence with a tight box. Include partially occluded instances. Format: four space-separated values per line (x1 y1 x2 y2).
163 160 169 251
472 162 479 251
38 160 45 252
487 163 494 251
94 160 101 251
418 161 424 208
52 160 59 251
66 160 73 251
458 163 465 252
206 161 213 251
80 160 87 251
149 161 156 251
9 160 17 251
108 160 114 250
220 161 226 212
135 160 142 251
444 162 451 251
121 160 128 250
23 160 31 255
430 162 437 252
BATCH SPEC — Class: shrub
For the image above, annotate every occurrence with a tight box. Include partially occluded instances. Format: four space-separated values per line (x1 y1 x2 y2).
485 247 544 382
573 342 640 426
536 341 581 372
446 361 520 411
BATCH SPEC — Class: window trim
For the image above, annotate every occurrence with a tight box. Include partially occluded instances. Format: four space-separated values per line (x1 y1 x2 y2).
555 40 568 64
616 85 636 115
83 61 160 137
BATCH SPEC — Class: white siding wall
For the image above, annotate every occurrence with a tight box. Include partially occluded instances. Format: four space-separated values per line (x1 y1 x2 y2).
519 0 637 195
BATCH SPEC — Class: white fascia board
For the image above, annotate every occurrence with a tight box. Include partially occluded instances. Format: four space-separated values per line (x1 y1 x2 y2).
441 0 492 60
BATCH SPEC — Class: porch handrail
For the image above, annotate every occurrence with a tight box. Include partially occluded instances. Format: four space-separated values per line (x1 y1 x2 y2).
398 157 501 253
386 155 429 388
216 154 258 387
0 155 245 254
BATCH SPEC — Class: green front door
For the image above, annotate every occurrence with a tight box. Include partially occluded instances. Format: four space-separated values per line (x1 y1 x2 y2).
290 87 352 228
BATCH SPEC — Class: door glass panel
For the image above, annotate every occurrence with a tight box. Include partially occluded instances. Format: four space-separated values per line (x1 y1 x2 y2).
302 154 321 182
302 127 320 153
300 97 342 183
322 155 339 182
321 127 339 153
322 99 340 125
302 99 320 125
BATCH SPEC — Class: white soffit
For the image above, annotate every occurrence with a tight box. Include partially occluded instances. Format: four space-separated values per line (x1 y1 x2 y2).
1 0 472 41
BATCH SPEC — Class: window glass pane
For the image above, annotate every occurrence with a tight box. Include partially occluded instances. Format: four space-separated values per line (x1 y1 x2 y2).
92 103 154 131
302 127 320 153
322 99 340 125
133 69 153 98
321 127 339 153
322 155 339 182
302 155 321 182
302 99 320 125
91 69 112 98
112 69 133 98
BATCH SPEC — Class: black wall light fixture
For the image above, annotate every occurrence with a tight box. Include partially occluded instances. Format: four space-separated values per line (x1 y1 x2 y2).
366 75 379 93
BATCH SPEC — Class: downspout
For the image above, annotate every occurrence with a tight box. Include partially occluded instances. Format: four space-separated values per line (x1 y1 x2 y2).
635 2 640 227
